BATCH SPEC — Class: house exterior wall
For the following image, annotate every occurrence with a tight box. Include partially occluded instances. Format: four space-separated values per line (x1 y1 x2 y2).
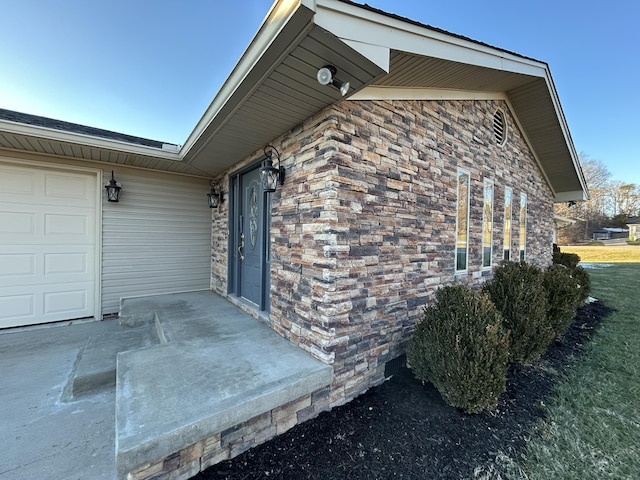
211 98 555 407
101 168 212 314
0 150 212 318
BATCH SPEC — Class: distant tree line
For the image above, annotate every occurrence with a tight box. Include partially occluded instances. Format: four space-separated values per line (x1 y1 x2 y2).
555 153 640 244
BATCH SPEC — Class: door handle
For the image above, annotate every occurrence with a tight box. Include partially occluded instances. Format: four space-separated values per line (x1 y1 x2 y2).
238 233 245 261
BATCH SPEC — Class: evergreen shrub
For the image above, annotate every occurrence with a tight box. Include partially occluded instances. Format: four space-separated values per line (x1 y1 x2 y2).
544 264 581 338
552 250 581 269
483 261 552 364
407 285 510 414
573 265 591 304
552 246 591 304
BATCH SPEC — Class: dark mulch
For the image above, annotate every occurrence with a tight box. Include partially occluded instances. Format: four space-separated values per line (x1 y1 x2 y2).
194 301 612 480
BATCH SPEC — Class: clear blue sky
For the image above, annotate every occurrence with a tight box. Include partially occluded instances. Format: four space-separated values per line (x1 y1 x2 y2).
0 0 638 184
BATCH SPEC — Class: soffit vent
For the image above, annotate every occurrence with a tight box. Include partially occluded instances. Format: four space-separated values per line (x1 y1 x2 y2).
493 110 507 146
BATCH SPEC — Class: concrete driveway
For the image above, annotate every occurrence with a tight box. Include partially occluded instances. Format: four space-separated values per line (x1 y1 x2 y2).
0 320 117 480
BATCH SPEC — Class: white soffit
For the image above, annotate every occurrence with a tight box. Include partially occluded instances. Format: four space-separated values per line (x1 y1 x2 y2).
0 118 181 161
315 0 546 77
350 87 507 101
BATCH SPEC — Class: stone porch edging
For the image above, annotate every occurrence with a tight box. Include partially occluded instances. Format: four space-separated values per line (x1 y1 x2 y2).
115 292 334 480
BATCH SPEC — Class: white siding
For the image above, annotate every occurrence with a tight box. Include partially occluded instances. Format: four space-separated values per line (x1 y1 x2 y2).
101 168 211 315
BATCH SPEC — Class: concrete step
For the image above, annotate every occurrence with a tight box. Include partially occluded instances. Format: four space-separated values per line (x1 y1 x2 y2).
71 323 158 397
115 292 333 480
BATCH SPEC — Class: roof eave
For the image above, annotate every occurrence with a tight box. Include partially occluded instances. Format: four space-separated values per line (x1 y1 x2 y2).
0 117 181 162
180 0 316 159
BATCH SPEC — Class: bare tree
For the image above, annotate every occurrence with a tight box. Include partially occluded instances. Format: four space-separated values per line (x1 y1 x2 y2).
610 182 640 216
555 153 615 243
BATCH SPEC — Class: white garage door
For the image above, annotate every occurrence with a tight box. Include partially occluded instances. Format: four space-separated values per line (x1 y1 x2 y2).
0 163 97 328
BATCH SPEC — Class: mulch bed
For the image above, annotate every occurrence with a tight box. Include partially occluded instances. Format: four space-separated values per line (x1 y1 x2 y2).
194 301 612 480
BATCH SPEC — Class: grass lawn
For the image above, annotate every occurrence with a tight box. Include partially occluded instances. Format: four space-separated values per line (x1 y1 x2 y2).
516 263 640 479
559 245 640 263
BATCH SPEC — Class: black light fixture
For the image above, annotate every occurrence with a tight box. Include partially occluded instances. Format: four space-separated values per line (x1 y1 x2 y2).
207 180 224 208
317 65 350 96
104 170 121 202
261 145 285 193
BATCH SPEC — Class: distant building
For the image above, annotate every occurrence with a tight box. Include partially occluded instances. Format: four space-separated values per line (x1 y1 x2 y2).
592 227 629 241
627 217 640 241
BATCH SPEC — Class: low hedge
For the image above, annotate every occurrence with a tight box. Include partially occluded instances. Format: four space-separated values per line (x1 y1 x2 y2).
407 285 510 414
544 264 582 338
483 261 553 364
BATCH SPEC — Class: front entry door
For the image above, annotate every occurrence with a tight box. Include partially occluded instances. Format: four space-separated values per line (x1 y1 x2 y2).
232 164 270 311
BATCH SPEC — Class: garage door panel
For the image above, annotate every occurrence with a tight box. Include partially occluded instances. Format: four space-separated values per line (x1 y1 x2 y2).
44 252 89 276
0 293 35 323
0 245 93 287
0 211 36 235
44 173 93 201
0 282 94 327
44 212 90 237
0 252 36 278
0 168 37 197
0 163 97 328
44 285 91 315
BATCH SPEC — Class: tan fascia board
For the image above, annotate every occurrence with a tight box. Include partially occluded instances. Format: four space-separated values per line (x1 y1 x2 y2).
553 190 589 203
0 119 181 161
350 87 507 101
540 69 590 201
554 215 576 227
179 0 315 158
315 0 548 78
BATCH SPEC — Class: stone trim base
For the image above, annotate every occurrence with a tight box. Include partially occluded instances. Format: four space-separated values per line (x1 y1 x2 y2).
127 388 331 480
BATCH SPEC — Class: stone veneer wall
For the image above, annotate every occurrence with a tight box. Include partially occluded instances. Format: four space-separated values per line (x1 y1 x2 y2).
262 98 554 407
127 388 330 480
188 98 555 478
122 99 555 480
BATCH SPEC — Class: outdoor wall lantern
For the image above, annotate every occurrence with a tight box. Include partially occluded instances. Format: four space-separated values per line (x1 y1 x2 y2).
207 180 224 208
317 65 350 96
261 145 285 193
104 170 121 202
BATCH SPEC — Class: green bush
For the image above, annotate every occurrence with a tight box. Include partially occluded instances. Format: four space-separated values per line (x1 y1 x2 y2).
544 264 581 338
552 250 581 269
627 240 640 245
573 265 591 304
407 285 510 414
483 261 552 364
551 247 591 305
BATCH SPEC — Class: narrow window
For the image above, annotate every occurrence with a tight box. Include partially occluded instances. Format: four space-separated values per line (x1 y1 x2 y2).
519 193 527 261
503 187 512 261
482 180 494 268
456 169 470 272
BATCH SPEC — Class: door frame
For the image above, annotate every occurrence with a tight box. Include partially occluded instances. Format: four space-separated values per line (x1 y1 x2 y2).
0 155 102 323
227 159 272 313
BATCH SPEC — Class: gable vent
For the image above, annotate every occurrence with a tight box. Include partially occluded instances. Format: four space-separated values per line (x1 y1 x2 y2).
493 110 507 146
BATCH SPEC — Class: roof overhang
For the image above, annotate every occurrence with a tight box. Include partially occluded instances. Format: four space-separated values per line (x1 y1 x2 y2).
0 0 587 201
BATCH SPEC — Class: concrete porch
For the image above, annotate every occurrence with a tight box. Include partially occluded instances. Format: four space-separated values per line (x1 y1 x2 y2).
0 291 333 480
